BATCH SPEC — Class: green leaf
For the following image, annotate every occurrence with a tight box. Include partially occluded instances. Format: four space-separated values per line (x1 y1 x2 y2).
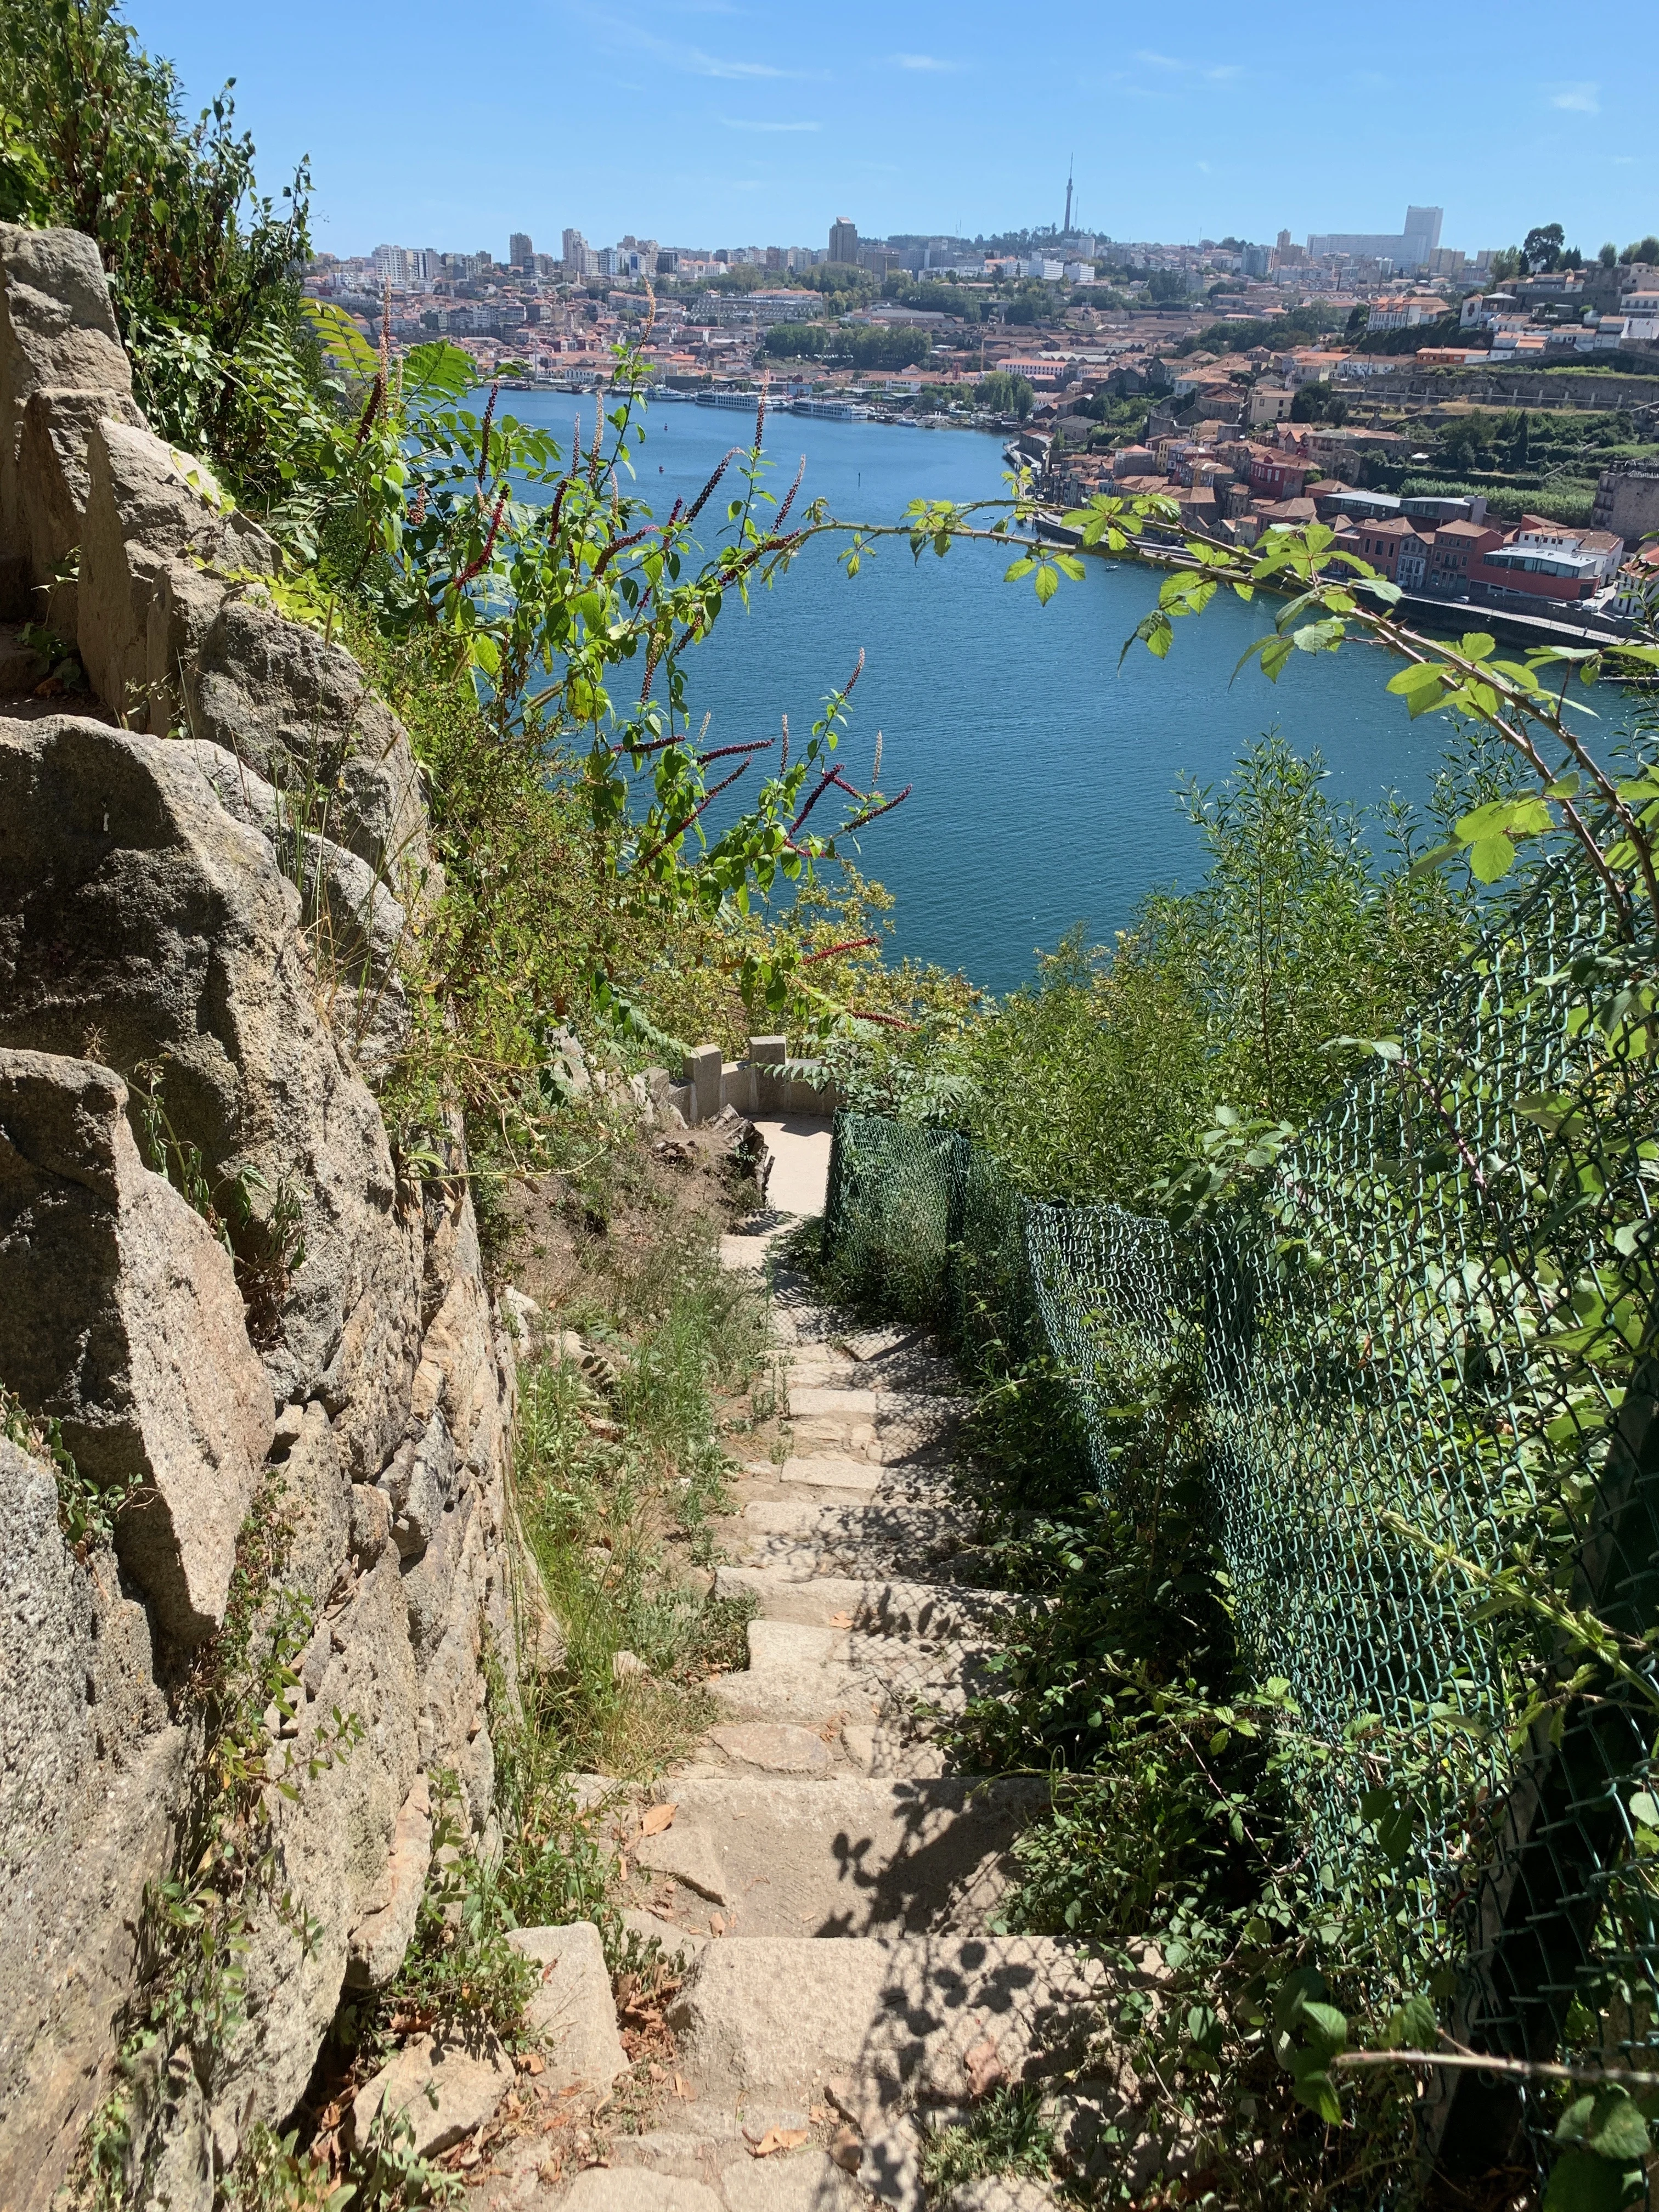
1572 2089 1652 2164
1544 2148 1643 2212
1290 2068 1343 2126
1384 1993 1437 2050
1460 631 1497 661
1386 661 1444 697
402 340 479 402
1466 836 1514 884
1293 618 1345 654
1003 556 1035 582
1297 2000 1348 2056
1034 563 1059 605
1260 634 1294 682
1409 840 1462 877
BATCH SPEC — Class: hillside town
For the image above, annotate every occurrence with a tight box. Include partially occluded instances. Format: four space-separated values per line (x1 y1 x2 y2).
306 206 1659 634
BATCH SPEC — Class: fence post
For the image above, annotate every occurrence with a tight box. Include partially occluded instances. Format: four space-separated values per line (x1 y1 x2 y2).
941 1130 971 1345
1431 1368 1659 2180
821 1109 850 1263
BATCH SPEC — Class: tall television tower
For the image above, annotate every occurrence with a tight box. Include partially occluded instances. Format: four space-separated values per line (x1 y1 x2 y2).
1062 157 1074 235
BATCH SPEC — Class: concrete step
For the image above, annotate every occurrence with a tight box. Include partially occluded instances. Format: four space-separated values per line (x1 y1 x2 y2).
713 1565 1021 1640
666 1933 1116 2107
616 1774 1043 1939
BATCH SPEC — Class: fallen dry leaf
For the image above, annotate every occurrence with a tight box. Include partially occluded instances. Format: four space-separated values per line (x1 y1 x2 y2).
964 2037 1006 2100
748 2128 810 2159
674 2072 690 2100
521 2053 545 2076
709 1914 725 1935
828 1611 854 1627
639 1801 678 1837
830 2126 864 2174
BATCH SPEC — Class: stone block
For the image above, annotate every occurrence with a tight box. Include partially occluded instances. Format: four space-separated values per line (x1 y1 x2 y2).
0 1050 272 1643
667 1934 1111 2107
509 1921 628 2092
351 2033 510 2158
0 225 132 553
19 385 146 633
686 1042 722 1126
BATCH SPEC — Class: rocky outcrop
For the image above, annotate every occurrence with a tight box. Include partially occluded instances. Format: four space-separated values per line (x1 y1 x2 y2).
0 224 133 597
0 1049 272 1642
78 416 277 729
0 228 520 2210
0 1434 185 2207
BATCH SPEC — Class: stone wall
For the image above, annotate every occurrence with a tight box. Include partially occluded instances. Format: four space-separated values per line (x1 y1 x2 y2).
0 226 518 2208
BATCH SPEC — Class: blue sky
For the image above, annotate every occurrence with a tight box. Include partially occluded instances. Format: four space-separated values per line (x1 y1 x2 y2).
136 0 1654 262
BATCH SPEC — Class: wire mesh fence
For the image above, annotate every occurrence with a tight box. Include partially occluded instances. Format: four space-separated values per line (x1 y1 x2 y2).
820 856 1659 2164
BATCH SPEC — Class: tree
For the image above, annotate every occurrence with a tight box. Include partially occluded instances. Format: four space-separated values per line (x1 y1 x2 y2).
1599 242 1618 269
0 0 310 471
1509 410 1531 467
1488 246 1523 283
1144 268 1190 303
1623 235 1659 266
1522 223 1566 273
1345 304 1369 338
976 369 1034 420
1290 384 1347 426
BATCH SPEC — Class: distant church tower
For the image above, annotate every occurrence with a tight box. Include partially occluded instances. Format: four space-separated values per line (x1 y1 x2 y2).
1062 159 1074 235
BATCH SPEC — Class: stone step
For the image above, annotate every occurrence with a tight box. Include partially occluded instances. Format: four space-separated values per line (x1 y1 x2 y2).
706 1618 994 1754
791 1345 962 1398
733 1497 987 1581
665 1934 1116 2107
466 2107 866 2210
615 1774 1043 1940
713 1565 1020 1640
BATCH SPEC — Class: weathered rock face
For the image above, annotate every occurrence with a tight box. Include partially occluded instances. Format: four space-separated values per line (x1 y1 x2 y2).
0 1435 185 2212
0 223 132 560
0 1049 273 1641
182 592 432 882
0 229 521 2212
20 384 148 634
0 715 420 1427
78 417 276 725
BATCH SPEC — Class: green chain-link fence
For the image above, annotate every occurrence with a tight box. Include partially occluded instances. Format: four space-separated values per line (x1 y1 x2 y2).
821 857 1659 2174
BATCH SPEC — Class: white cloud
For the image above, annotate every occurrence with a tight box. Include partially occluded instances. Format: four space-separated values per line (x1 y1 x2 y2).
721 117 821 131
1551 81 1600 113
1135 48 1186 69
588 15 804 80
891 52 962 71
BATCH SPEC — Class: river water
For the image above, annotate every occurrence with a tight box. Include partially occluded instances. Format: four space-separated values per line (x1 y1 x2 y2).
501 387 1443 995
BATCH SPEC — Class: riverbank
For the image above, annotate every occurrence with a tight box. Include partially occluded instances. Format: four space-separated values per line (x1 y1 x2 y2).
1032 510 1635 654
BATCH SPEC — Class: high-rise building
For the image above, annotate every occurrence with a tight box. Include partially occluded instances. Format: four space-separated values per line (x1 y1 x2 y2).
510 232 534 270
1306 206 1444 270
1403 206 1443 265
828 217 858 266
562 227 594 278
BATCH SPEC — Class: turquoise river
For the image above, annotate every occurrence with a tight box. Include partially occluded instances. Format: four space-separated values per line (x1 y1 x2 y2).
505 387 1446 995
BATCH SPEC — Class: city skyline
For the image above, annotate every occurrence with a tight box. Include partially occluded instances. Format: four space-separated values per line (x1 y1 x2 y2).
134 0 1653 260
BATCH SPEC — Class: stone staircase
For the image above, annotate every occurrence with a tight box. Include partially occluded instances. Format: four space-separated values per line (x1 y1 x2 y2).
466 1136 1132 2210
